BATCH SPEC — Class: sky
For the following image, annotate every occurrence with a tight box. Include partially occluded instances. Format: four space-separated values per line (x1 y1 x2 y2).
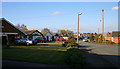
2 2 118 33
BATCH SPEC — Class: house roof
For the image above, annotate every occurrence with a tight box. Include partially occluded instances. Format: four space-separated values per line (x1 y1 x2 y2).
41 31 54 36
23 30 43 36
112 31 120 33
23 30 36 35
0 18 27 35
51 32 56 36
112 31 120 37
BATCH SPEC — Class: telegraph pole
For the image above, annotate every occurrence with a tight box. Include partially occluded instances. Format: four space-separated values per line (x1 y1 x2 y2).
98 27 99 35
102 9 104 36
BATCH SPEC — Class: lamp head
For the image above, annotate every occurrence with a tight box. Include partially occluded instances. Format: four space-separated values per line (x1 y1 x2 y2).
78 13 82 15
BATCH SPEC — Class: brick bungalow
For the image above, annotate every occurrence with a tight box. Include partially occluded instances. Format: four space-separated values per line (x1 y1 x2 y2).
23 30 44 40
41 31 55 41
0 18 27 45
105 31 120 43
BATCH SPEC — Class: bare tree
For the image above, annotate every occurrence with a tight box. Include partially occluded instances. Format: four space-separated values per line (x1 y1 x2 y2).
16 24 28 31
41 28 50 32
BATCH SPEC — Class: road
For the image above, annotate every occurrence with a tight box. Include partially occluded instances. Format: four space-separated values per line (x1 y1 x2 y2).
79 41 120 69
2 60 75 69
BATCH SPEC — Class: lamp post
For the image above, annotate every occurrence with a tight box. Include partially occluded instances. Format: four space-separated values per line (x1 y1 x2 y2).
77 13 82 44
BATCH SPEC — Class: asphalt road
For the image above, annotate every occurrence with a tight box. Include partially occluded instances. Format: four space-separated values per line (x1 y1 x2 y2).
79 41 120 69
79 41 119 55
2 60 74 69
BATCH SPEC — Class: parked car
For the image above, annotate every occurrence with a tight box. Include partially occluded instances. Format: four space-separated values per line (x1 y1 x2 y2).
35 37 47 43
83 38 89 42
106 40 110 43
14 38 37 46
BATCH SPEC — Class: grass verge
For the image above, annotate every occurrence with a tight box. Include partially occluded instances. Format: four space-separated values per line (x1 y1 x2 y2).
2 46 66 65
2 46 86 68
37 43 62 46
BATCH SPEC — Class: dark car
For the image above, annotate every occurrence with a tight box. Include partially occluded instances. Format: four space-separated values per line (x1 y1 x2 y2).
35 37 47 43
14 38 37 46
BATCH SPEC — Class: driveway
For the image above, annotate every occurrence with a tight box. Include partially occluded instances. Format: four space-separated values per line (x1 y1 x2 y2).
79 41 120 69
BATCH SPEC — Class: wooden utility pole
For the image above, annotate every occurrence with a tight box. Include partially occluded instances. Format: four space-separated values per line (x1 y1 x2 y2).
98 27 99 35
102 9 104 36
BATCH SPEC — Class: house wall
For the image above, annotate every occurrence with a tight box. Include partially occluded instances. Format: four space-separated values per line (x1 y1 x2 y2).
105 37 112 41
44 32 53 41
1 19 26 44
1 20 25 35
26 30 43 40
105 37 119 43
113 38 119 43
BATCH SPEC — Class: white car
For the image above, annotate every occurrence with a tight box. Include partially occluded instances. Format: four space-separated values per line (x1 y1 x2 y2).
14 38 37 46
83 38 88 42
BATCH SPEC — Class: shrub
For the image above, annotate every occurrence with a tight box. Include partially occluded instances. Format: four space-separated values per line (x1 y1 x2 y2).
68 35 76 43
109 39 114 44
99 34 103 43
66 43 79 49
103 38 106 44
118 40 120 45
62 41 68 47
65 48 86 68
62 34 78 47
95 35 99 43
89 33 94 42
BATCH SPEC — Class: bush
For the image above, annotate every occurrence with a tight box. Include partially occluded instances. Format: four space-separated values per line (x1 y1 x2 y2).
62 41 68 47
65 48 86 68
95 35 98 43
66 43 79 49
99 34 103 43
103 38 106 44
68 35 76 43
109 39 114 44
62 34 78 48
89 33 94 42
118 40 120 45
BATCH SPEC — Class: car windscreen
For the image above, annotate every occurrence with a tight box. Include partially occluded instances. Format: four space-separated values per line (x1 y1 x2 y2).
21 39 27 41
36 38 42 39
28 38 33 40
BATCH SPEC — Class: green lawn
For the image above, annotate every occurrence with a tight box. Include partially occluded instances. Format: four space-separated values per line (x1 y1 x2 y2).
37 43 62 46
2 46 67 66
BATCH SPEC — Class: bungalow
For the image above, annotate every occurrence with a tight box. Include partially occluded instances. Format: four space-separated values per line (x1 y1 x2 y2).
23 30 44 40
41 31 54 41
0 18 27 45
105 31 120 43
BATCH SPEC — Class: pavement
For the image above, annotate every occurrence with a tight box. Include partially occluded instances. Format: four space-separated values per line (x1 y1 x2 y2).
79 41 120 69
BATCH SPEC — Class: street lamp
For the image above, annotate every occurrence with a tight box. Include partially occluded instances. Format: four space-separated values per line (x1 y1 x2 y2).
77 13 82 44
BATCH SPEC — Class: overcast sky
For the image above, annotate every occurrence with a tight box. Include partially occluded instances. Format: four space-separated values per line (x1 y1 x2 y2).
2 2 118 33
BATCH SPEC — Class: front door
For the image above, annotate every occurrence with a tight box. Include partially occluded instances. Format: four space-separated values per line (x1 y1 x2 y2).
2 36 7 45
52 36 54 41
47 36 49 41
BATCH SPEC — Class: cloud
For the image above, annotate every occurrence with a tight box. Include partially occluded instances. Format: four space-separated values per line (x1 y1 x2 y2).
50 11 62 16
112 6 120 10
